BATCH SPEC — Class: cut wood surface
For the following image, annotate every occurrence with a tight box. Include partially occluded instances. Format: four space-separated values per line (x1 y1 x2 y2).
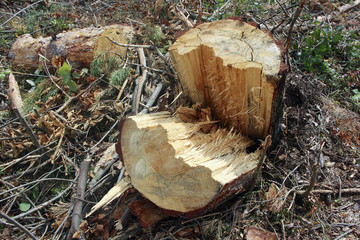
169 19 286 140
8 25 132 69
117 111 260 213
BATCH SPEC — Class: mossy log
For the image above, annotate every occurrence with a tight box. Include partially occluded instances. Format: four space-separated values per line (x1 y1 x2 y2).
8 25 131 69
169 19 287 140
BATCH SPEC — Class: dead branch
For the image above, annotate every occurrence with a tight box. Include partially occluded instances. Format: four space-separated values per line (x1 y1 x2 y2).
12 108 41 149
0 0 44 28
85 119 119 153
40 56 71 99
297 163 317 200
107 37 151 48
67 157 91 240
285 0 306 68
297 188 360 195
12 182 74 220
339 0 360 13
56 76 103 114
176 6 194 27
0 211 39 240
133 48 148 113
140 82 163 114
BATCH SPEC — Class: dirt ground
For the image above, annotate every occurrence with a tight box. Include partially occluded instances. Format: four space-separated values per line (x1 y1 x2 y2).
0 1 359 239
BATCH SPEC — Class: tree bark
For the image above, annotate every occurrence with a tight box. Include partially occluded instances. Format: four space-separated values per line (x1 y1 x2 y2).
169 19 287 140
8 25 132 70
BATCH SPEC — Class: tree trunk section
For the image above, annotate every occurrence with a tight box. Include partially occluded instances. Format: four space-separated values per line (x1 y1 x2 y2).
169 19 287 140
8 25 132 70
117 111 260 214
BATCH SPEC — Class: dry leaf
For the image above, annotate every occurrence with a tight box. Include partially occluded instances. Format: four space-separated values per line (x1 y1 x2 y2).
245 226 277 240
266 183 288 213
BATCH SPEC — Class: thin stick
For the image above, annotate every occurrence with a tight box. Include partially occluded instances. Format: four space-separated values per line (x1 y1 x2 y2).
140 82 163 114
275 0 290 17
1 178 75 196
116 78 129 101
334 229 355 240
85 119 119 153
67 157 91 240
12 108 41 149
40 56 71 99
297 188 360 195
0 136 30 141
297 163 318 199
134 48 148 113
56 76 103 113
285 0 306 67
0 211 39 240
107 37 151 48
0 0 44 28
12 183 74 220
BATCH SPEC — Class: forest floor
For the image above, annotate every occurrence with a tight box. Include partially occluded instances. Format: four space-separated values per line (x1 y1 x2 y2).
0 1 359 239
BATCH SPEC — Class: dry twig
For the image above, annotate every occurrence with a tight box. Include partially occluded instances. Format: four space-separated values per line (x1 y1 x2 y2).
133 48 148 113
0 211 39 240
67 156 91 239
285 0 306 68
140 82 163 114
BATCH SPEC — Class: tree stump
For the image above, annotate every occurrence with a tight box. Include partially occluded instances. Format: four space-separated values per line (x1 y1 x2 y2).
8 25 132 70
169 19 287 140
115 19 286 218
117 110 260 214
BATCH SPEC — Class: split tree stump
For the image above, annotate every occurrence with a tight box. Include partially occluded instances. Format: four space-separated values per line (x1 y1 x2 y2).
8 25 131 69
169 19 286 140
116 19 286 216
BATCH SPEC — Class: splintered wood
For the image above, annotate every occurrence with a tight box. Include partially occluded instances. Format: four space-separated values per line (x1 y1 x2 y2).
169 19 286 139
118 112 259 213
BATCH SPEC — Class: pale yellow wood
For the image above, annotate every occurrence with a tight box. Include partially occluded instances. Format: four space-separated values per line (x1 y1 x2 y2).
120 112 259 213
169 19 283 139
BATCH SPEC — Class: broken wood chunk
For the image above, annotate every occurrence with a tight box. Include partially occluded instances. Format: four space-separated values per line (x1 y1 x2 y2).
117 112 260 214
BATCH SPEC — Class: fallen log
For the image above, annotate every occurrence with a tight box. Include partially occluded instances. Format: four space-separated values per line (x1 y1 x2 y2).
169 19 287 140
8 25 131 69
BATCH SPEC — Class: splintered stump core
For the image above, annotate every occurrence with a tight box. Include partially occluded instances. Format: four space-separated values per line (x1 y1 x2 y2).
169 19 286 139
118 112 259 213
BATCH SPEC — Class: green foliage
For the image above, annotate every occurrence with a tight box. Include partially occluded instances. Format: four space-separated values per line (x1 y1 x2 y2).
57 62 77 92
144 24 165 45
90 54 122 77
109 67 131 86
295 26 360 112
32 185 39 199
19 202 31 212
0 67 11 80
23 70 55 114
